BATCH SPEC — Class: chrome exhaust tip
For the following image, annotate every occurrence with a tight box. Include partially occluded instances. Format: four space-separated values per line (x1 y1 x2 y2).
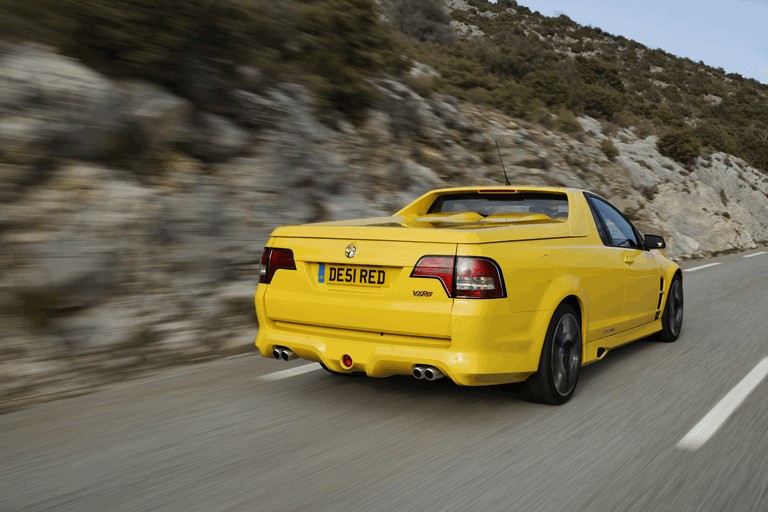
412 365 425 380
423 366 444 381
272 347 298 361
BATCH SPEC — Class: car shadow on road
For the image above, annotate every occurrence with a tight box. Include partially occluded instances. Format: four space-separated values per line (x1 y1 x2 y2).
299 334 672 410
577 335 672 388
315 369 525 408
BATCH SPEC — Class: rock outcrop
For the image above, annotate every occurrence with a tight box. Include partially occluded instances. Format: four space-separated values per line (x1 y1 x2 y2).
1 42 767 409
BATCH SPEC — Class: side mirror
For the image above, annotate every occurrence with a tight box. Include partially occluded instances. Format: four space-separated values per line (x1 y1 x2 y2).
645 234 666 249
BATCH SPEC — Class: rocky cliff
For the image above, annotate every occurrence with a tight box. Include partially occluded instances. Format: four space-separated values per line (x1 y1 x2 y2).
1 42 767 410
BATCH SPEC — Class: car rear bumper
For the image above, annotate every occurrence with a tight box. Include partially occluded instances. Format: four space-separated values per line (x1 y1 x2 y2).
255 296 547 386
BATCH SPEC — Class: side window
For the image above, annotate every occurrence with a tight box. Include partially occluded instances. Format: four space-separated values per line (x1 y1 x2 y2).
586 195 641 248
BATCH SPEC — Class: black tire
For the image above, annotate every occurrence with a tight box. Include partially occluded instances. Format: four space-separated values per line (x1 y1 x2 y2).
519 303 582 405
659 275 683 342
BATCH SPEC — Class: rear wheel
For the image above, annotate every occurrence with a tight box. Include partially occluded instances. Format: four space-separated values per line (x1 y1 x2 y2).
659 276 683 342
519 303 582 405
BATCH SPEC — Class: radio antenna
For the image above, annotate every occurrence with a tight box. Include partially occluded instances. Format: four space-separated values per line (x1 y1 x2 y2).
495 141 511 185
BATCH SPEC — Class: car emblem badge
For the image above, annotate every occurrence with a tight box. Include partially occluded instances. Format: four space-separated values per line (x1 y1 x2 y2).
345 244 357 258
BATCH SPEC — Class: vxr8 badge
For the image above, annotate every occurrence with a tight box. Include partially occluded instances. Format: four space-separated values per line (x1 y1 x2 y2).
412 290 433 297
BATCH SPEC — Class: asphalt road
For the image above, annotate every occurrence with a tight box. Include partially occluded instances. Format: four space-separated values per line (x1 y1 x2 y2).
1 250 767 512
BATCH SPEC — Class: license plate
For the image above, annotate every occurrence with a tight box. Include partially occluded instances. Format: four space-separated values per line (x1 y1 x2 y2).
319 264 387 286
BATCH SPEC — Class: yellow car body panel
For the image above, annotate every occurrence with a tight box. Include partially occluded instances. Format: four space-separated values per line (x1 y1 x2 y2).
255 186 681 387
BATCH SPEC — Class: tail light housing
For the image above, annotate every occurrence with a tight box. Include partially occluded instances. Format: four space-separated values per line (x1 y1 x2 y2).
411 256 505 299
259 248 296 284
455 257 505 298
411 256 455 296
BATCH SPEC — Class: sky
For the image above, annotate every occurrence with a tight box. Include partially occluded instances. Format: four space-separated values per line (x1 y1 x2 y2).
503 0 768 83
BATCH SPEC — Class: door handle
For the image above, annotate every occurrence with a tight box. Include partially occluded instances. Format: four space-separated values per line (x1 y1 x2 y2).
623 255 635 265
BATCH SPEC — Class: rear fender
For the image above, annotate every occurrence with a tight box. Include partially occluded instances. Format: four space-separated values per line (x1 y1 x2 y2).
494 272 586 373
532 273 588 352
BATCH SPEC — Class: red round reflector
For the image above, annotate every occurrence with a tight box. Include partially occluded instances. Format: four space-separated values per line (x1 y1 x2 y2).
341 354 353 368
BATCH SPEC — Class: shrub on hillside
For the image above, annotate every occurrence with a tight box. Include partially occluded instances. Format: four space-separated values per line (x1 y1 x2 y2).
0 0 400 122
600 139 619 161
553 109 582 135
523 71 570 107
575 85 624 120
735 130 768 171
575 57 624 92
381 0 454 44
297 0 400 121
1 0 264 93
657 129 701 164
693 123 734 153
612 111 655 138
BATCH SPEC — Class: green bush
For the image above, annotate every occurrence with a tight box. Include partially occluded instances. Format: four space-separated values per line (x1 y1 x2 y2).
523 71 570 107
600 139 619 160
575 57 624 92
3 0 263 89
693 123 734 153
492 79 530 117
403 74 436 98
575 85 624 120
553 109 582 135
297 0 401 121
612 111 656 138
645 104 684 128
657 129 701 164
0 0 401 122
381 0 453 43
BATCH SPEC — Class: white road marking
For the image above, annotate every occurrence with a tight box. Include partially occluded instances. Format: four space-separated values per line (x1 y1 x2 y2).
743 251 767 258
683 262 721 273
677 357 768 451
257 363 321 382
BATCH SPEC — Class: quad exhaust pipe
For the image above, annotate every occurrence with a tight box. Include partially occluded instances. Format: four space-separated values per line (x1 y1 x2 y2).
412 365 444 381
272 346 298 361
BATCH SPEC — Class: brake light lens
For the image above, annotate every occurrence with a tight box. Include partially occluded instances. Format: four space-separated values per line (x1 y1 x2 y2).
411 256 505 299
411 256 455 296
259 248 296 284
455 257 504 299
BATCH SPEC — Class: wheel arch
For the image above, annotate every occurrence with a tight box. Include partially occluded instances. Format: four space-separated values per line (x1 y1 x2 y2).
553 295 585 355
560 295 584 328
661 267 683 306
658 266 684 342
536 273 588 340
529 274 588 371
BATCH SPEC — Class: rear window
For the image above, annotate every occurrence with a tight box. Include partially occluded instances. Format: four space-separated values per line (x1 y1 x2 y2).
428 192 569 219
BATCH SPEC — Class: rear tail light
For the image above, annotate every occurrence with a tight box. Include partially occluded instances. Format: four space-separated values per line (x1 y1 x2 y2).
411 256 505 299
455 257 504 298
411 256 455 296
259 248 296 284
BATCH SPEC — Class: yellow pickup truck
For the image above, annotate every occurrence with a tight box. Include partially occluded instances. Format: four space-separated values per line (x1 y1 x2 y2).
255 186 683 404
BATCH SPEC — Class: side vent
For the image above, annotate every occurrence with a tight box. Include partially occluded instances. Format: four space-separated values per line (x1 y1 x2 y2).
656 277 665 311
